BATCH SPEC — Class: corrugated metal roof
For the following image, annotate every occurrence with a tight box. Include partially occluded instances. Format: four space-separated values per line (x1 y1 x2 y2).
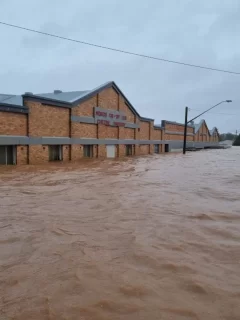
35 90 90 103
0 94 23 106
209 127 218 136
194 119 204 133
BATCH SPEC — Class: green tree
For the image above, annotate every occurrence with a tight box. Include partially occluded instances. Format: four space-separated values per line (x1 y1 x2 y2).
220 133 236 141
233 134 240 146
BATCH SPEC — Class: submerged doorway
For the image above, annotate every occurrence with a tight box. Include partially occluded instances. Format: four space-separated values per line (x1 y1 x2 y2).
107 145 115 158
49 145 63 161
165 144 169 152
0 146 16 165
126 145 133 156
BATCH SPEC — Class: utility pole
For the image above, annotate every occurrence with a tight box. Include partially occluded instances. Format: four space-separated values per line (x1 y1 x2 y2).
183 107 188 154
183 100 232 154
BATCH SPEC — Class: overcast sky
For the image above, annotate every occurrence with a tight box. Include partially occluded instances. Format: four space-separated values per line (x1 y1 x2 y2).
1 0 239 132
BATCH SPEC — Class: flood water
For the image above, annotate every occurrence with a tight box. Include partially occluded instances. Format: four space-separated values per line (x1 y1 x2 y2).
0 148 240 320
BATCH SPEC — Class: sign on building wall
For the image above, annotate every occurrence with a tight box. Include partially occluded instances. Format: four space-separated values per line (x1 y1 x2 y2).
94 107 127 127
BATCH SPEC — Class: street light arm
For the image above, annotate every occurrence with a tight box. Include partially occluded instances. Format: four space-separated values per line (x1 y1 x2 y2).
183 99 232 154
187 101 226 123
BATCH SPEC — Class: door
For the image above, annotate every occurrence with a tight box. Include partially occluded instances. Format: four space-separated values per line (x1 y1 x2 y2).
83 145 93 158
165 144 169 152
6 146 14 164
126 145 133 156
0 146 6 164
0 146 15 165
107 145 115 158
49 145 62 161
154 144 159 153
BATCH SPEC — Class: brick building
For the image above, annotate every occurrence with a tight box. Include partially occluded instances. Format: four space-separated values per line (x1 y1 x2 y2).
0 81 220 165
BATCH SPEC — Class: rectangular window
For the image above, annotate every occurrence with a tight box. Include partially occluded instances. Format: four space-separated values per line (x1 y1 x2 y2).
49 145 62 161
154 144 159 153
126 145 133 156
83 145 93 158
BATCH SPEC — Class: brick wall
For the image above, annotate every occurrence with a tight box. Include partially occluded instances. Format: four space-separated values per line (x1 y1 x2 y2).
17 146 28 165
194 121 211 142
71 88 137 141
118 145 125 157
63 145 70 161
71 145 83 161
25 101 70 137
99 125 118 139
139 145 150 155
29 145 49 164
165 122 194 134
139 121 150 140
119 96 135 122
150 145 154 154
99 87 118 111
1 86 218 166
0 112 27 136
72 96 97 117
203 122 210 141
124 128 135 139
72 123 97 138
164 122 194 141
153 129 163 140
164 133 194 141
211 133 219 142
98 145 106 158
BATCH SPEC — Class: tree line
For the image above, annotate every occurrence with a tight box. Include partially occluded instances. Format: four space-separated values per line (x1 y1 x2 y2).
220 133 240 146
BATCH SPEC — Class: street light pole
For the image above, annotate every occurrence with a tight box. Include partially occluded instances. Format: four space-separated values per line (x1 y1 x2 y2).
183 100 232 154
183 107 188 155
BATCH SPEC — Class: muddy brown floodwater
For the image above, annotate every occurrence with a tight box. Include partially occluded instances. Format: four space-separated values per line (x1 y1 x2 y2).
0 148 240 320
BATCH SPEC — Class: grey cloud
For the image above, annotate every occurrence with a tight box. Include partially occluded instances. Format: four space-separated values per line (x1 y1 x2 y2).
0 0 239 133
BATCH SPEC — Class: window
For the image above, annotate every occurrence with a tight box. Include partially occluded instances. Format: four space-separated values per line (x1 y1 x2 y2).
83 145 93 158
126 145 133 156
49 145 62 161
154 144 159 153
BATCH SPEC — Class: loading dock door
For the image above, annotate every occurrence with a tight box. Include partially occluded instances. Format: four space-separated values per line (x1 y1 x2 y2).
165 144 169 153
106 145 115 158
0 146 5 164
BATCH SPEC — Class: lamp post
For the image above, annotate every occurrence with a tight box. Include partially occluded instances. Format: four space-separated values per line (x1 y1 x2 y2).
183 100 232 154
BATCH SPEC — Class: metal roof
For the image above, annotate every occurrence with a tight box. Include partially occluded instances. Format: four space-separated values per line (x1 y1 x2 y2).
161 120 194 128
22 81 142 118
35 90 90 103
0 94 23 107
194 119 213 136
209 127 219 136
194 119 204 133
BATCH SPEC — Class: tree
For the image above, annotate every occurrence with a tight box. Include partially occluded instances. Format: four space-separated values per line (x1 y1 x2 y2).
220 133 236 141
233 134 240 146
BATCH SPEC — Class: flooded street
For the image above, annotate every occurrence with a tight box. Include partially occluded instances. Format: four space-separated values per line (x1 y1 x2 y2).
0 148 240 320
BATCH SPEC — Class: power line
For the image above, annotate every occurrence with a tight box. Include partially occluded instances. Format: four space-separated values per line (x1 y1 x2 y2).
0 21 240 75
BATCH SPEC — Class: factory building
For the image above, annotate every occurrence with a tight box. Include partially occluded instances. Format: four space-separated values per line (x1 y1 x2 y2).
0 81 219 165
